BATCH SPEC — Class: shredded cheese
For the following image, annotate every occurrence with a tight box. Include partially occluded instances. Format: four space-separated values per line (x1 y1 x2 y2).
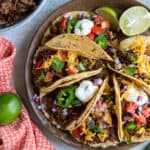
136 127 145 136
97 130 109 142
129 36 150 78
67 51 78 67
41 51 79 69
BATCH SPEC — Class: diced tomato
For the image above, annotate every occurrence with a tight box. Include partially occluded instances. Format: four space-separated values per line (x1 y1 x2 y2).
35 60 43 70
87 32 95 40
125 102 138 114
59 51 68 60
72 125 83 138
44 71 53 82
142 105 150 118
91 26 104 35
66 66 78 75
101 20 110 29
135 115 146 125
94 16 103 25
60 17 68 30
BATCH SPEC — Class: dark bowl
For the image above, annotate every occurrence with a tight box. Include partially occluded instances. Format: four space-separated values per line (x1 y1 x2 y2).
25 0 150 149
0 0 46 31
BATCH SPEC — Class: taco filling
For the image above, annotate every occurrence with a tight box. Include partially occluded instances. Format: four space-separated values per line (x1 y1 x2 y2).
113 36 150 84
71 79 118 145
43 11 117 57
32 48 103 88
41 74 105 129
118 78 150 142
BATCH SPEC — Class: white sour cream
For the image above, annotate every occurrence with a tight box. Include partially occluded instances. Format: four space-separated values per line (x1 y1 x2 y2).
124 86 149 106
75 80 98 103
74 19 94 35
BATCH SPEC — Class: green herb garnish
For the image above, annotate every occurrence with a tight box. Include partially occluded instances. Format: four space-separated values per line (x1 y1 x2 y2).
36 73 45 84
105 95 114 101
126 139 132 145
130 55 138 62
82 59 89 66
125 48 131 52
125 66 136 76
88 123 103 133
125 122 137 131
77 63 86 71
109 104 115 112
52 57 65 72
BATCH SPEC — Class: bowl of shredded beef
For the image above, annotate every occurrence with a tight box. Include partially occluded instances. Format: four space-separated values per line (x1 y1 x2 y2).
0 0 45 29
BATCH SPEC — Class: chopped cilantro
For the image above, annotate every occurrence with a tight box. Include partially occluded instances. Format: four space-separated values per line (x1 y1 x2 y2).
126 139 132 145
125 66 136 76
52 57 65 72
109 104 115 111
129 55 138 62
125 122 137 131
88 123 103 133
105 95 114 101
125 48 131 52
82 59 89 66
77 63 86 71
36 73 45 84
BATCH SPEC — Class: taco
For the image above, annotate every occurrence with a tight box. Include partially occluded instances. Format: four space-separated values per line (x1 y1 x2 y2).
32 43 105 89
40 69 108 130
41 11 118 59
45 33 113 61
109 36 150 88
113 74 150 143
70 76 119 148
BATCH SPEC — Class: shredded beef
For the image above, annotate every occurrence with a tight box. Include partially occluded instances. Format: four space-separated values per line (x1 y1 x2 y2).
0 0 37 27
117 50 133 64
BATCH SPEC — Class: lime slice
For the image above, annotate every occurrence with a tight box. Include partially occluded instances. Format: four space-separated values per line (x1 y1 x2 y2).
95 6 119 31
119 6 150 36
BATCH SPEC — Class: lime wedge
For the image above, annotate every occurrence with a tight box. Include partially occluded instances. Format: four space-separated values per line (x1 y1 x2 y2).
119 6 150 36
95 6 119 31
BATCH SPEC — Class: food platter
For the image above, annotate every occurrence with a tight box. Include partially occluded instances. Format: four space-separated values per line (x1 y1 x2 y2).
25 0 150 149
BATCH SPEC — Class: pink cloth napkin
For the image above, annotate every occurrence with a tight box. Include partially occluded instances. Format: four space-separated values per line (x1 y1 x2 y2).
0 38 55 150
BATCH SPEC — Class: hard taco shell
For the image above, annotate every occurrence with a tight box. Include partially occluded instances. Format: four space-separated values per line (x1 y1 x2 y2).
70 76 119 147
107 64 150 95
40 68 108 131
113 74 150 143
45 33 113 61
119 36 150 50
66 76 108 131
41 11 94 44
40 67 103 98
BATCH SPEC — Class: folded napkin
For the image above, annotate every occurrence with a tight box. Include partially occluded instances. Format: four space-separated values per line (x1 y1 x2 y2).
0 38 55 150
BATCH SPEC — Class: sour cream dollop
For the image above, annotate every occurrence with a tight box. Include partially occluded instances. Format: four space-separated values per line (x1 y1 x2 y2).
74 19 94 35
75 80 98 103
124 86 149 106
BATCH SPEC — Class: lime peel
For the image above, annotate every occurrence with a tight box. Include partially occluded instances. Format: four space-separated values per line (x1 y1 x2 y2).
119 6 150 36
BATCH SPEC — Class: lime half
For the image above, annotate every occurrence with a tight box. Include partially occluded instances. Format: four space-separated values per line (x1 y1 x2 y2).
95 6 119 31
119 6 150 36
